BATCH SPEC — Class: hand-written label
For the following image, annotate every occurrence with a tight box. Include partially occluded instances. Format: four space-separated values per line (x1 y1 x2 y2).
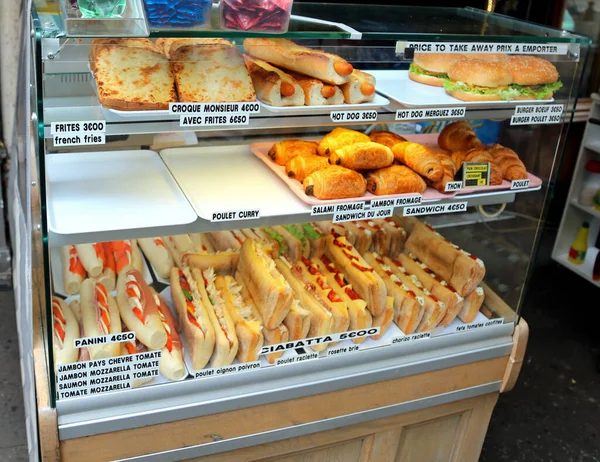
53 134 105 147
170 102 261 115
445 181 463 192
511 179 530 190
193 361 260 379
312 201 365 216
330 110 378 123
260 327 380 355
454 318 504 333
326 344 362 357
56 351 161 400
398 42 569 55
391 332 431 344
51 120 106 134
73 331 135 349
403 201 467 217
211 209 260 222
180 113 250 127
396 107 465 121
276 352 319 366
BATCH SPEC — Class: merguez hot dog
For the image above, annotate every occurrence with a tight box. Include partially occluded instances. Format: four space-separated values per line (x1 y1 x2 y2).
116 269 167 350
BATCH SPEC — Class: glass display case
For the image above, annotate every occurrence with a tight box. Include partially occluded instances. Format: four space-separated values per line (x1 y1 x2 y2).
16 2 590 460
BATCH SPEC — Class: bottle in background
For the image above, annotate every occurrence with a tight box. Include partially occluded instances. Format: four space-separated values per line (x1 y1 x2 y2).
569 221 590 265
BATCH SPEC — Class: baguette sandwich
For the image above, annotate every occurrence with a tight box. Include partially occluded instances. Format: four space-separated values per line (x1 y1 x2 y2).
340 69 376 104
244 38 354 85
52 296 80 366
244 55 304 107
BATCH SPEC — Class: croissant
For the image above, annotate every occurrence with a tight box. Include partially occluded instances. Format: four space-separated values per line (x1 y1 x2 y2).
438 122 484 152
464 148 503 185
303 165 367 200
369 131 407 150
366 165 426 196
318 128 370 157
285 155 329 182
489 144 528 181
429 153 457 193
330 142 394 171
391 142 444 181
451 151 468 171
268 140 318 165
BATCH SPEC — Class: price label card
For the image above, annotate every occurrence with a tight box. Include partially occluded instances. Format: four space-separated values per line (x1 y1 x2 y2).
311 202 365 216
170 102 261 115
180 113 250 127
330 110 378 123
397 41 569 55
396 107 465 121
73 331 135 349
445 181 463 192
211 209 260 222
403 201 467 217
511 179 530 190
463 162 490 187
511 104 563 125
51 120 107 147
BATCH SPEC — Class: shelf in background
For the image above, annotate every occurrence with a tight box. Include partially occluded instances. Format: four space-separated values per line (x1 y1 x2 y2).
571 199 600 220
554 247 600 288
47 143 545 246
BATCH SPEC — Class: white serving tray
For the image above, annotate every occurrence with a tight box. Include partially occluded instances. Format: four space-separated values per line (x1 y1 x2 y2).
46 150 197 235
371 70 554 108
259 94 390 115
50 245 154 298
160 145 309 221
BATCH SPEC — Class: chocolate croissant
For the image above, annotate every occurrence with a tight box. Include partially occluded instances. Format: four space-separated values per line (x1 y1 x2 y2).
438 122 484 152
489 144 528 181
318 127 370 157
303 165 367 200
369 131 407 150
429 153 457 193
286 155 329 182
268 140 318 166
391 142 444 181
330 142 394 171
464 148 503 185
365 165 427 196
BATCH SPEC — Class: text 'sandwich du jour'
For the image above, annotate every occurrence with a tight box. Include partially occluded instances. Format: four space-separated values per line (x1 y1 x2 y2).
443 55 562 101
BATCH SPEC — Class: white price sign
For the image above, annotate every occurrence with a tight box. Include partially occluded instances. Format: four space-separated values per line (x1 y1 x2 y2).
211 209 260 222
396 107 465 121
311 202 365 216
511 104 563 125
403 201 467 217
511 179 530 190
170 102 261 115
330 110 378 123
180 113 250 127
51 120 106 134
445 181 463 192
397 42 569 55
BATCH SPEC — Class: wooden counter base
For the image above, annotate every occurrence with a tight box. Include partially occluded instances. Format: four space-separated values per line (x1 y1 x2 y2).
60 356 507 461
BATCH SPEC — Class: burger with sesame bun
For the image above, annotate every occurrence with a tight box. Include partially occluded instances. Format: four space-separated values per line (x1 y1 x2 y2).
504 55 562 100
444 58 514 101
408 53 466 87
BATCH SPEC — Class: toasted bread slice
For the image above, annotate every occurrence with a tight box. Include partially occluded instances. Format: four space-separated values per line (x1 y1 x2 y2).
156 38 233 59
171 44 256 103
92 41 177 111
